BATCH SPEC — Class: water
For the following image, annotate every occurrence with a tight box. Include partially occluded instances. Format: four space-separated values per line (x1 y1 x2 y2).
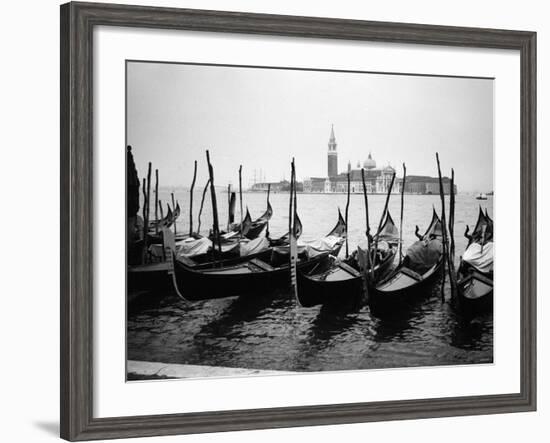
128 191 493 373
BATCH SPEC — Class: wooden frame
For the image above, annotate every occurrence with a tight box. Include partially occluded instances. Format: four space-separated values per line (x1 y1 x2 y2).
60 1 536 440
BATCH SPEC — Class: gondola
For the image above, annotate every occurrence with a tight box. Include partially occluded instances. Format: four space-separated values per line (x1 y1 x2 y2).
211 202 272 241
296 256 362 308
176 212 303 270
245 201 273 239
457 207 494 312
356 211 399 282
368 209 444 314
166 211 346 301
211 209 253 241
296 211 398 308
146 204 181 244
268 213 303 247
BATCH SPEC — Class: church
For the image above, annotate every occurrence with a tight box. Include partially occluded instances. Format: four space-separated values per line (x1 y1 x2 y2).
303 125 402 194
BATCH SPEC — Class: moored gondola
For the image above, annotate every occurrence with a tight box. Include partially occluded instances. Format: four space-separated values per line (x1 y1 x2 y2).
356 211 399 282
368 209 444 314
296 256 362 308
166 211 346 301
269 213 303 247
457 208 494 313
296 211 398 308
212 202 273 241
245 201 273 239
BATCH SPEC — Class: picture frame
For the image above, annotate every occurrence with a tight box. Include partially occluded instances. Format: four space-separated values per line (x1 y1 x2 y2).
60 1 536 441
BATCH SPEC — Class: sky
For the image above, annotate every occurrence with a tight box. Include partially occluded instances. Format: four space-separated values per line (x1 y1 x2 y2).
127 61 494 193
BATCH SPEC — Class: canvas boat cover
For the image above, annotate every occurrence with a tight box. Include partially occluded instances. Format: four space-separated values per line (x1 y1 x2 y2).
463 241 494 273
175 235 270 259
406 238 443 274
239 236 270 257
176 236 212 258
300 235 344 258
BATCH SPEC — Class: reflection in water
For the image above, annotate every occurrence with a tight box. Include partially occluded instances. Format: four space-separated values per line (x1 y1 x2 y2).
128 194 493 372
308 309 360 348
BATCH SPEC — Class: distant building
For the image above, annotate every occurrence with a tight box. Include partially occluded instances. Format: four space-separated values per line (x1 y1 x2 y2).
303 126 401 194
250 180 303 192
302 125 457 195
327 124 338 178
404 175 456 195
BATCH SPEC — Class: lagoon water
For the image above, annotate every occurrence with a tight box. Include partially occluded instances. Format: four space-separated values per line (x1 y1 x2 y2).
127 191 493 374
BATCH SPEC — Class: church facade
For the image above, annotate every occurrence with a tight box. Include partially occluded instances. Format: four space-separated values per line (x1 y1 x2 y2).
302 125 456 195
303 125 402 194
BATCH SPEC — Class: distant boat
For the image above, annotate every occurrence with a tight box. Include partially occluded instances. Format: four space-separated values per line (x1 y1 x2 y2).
476 193 488 200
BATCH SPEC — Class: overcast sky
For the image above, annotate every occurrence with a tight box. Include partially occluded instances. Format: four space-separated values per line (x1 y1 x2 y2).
127 61 493 193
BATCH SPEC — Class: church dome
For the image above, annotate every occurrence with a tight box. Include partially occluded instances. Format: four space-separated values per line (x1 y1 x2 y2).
363 152 376 169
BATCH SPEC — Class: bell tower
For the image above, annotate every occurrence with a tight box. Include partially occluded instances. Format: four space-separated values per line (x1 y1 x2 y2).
327 124 338 178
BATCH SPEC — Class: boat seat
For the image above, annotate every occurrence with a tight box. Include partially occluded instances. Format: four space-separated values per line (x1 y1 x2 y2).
400 266 422 281
249 258 275 272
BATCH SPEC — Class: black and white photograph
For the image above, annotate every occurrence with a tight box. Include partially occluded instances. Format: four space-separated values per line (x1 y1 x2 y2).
125 60 494 380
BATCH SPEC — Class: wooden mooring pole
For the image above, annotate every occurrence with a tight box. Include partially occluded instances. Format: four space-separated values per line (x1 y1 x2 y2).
448 168 458 298
146 162 152 235
196 179 210 235
158 199 164 220
398 164 406 265
361 168 372 289
436 153 455 301
141 177 148 263
239 165 243 240
361 169 371 243
345 172 351 258
154 169 159 234
189 160 197 236
266 183 271 238
371 172 396 281
227 184 232 232
171 192 177 237
206 150 222 255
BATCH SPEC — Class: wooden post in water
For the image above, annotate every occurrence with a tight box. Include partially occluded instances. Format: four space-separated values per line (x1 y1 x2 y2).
171 192 177 236
206 150 222 255
345 172 351 258
288 161 294 248
289 159 299 304
361 168 371 274
189 160 197 236
144 162 152 262
158 199 164 220
154 169 159 234
399 163 407 265
197 179 210 235
436 152 450 302
146 162 152 231
266 183 271 238
371 172 396 281
448 168 458 298
227 184 232 232
238 165 243 240
141 177 148 263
